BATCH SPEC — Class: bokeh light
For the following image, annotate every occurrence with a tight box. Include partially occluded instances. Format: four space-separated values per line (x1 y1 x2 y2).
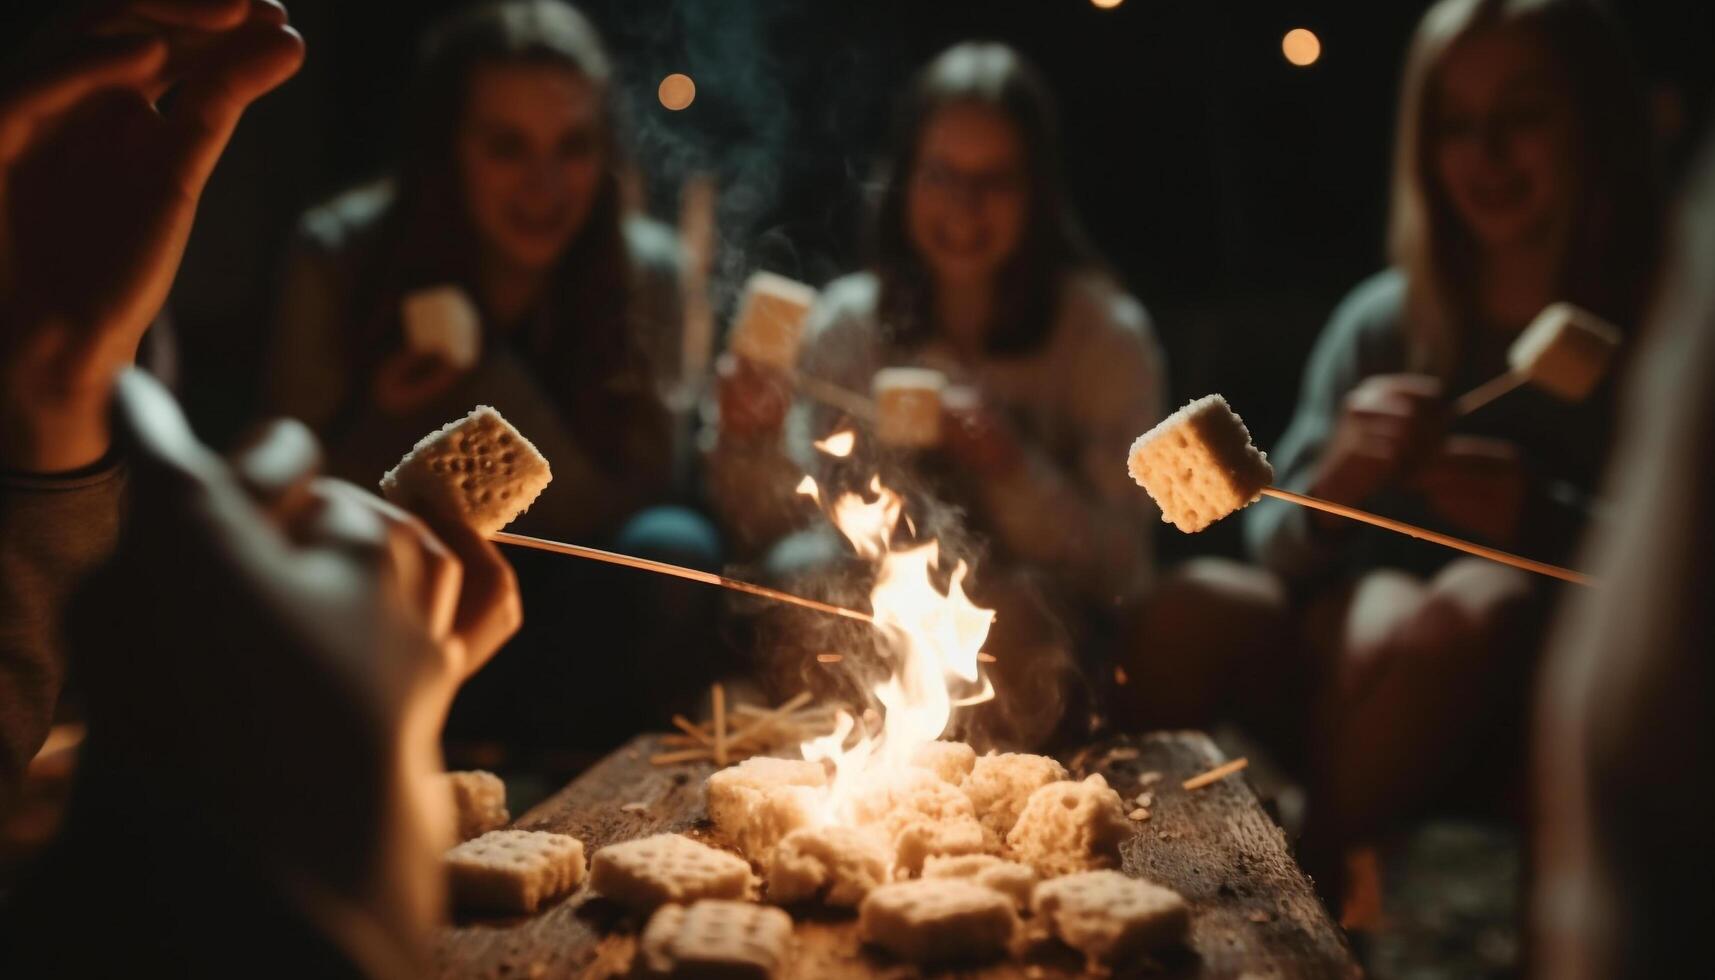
658 73 696 111
1090 0 1124 9
1282 28 1321 67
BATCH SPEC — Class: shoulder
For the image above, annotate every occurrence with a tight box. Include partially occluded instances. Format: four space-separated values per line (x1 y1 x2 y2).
294 182 396 258
1325 268 1409 344
622 214 682 284
1054 270 1161 361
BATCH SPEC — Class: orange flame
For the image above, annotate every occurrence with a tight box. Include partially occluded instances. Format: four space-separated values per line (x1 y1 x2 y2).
814 429 857 457
799 476 995 823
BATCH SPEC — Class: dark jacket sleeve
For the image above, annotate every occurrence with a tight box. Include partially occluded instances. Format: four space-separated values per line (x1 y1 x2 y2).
0 464 123 814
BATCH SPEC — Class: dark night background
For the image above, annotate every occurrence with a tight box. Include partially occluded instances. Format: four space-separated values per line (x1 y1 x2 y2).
3 0 1710 561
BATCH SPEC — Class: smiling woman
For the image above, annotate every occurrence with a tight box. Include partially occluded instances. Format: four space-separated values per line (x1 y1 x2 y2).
260 0 726 753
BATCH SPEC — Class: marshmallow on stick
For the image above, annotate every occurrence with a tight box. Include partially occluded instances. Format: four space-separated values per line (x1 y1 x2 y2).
730 271 818 370
402 285 482 370
1456 303 1622 414
873 367 948 448
1127 395 1273 532
380 405 552 536
1126 394 1592 585
1506 302 1622 400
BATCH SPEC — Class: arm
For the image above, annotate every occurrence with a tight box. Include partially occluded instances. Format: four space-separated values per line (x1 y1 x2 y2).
1243 277 1409 580
0 0 301 813
968 294 1166 598
7 372 518 977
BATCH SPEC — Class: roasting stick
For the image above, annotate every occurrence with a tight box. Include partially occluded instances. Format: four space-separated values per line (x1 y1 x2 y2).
1258 487 1591 586
1129 395 1594 589
1452 371 1527 416
794 371 877 421
490 531 876 623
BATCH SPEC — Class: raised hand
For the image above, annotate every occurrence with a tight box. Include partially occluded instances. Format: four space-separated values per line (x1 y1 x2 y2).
72 369 519 944
1308 373 1446 520
0 1 303 472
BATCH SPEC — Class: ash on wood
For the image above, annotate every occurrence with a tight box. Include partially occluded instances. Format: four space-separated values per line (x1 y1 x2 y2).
434 732 1357 979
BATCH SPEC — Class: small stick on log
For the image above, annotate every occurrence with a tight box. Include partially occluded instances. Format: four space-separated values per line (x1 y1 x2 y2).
671 715 711 745
1259 487 1592 586
650 748 713 766
728 692 813 748
712 683 727 768
1183 757 1250 791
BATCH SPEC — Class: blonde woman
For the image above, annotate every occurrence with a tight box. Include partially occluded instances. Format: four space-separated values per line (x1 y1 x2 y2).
1245 0 1661 879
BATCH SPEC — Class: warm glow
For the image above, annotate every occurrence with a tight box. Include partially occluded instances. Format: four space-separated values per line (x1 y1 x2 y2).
799 476 995 825
1090 0 1124 9
814 429 856 457
795 475 819 502
658 73 696 110
1282 28 1321 67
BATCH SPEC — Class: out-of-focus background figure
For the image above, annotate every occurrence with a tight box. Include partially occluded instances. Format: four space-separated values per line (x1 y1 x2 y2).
705 42 1165 749
263 0 722 760
1532 116 1715 980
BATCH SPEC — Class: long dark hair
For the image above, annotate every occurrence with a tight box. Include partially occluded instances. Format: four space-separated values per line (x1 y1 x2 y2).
351 0 655 455
872 42 1099 356
1388 0 1661 374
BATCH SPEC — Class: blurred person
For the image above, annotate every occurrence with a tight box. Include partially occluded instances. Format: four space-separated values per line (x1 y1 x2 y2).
0 0 302 817
0 8 522 973
1531 116 1714 980
707 42 1166 748
1240 0 1662 883
264 0 721 755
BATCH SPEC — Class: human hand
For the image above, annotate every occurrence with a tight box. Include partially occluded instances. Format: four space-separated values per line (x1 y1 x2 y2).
1408 435 1529 545
1307 374 1446 524
716 350 793 437
70 369 518 941
0 1 303 472
940 384 1024 477
372 348 466 417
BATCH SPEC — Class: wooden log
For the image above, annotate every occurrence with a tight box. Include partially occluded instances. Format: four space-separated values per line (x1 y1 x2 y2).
434 732 1358 979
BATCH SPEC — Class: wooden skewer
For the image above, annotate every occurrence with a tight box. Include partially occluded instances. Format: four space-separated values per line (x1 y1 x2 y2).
1452 370 1527 416
793 372 877 422
491 531 876 623
1259 487 1593 587
1183 757 1250 791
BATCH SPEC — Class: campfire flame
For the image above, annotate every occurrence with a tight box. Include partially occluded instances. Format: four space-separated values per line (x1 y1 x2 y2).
797 464 996 823
814 429 857 457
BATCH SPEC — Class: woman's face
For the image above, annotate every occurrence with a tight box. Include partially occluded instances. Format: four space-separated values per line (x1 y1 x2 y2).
456 62 605 272
907 103 1030 287
1431 27 1578 252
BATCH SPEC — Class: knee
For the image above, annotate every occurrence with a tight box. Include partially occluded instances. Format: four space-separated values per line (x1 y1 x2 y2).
1131 558 1288 650
614 506 723 572
1421 559 1538 643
